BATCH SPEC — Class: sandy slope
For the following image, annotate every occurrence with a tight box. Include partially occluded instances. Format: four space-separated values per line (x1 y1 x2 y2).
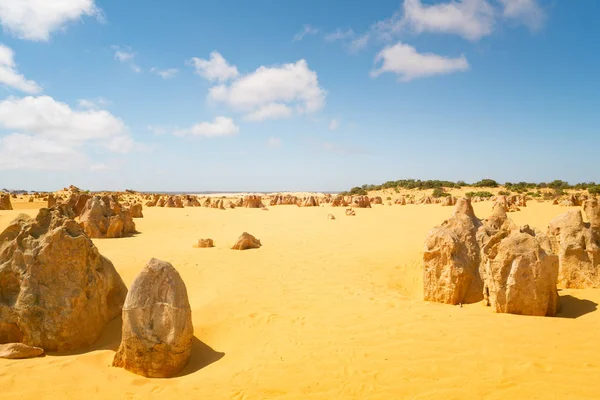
1 199 599 399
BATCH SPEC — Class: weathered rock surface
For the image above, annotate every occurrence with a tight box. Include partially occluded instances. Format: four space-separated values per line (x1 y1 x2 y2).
0 194 13 210
331 196 348 207
131 203 144 218
547 209 600 288
423 198 484 305
112 258 193 378
79 196 136 239
194 239 214 248
231 232 262 250
242 195 264 208
302 196 319 207
481 228 560 316
0 343 44 359
350 196 371 208
0 207 127 351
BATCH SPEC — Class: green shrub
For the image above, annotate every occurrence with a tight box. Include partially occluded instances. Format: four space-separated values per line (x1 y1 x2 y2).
465 191 493 199
498 190 511 196
432 188 450 198
473 179 499 188
386 196 392 201
588 186 600 195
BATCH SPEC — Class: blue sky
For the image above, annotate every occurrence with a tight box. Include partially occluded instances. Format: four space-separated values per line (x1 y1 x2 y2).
0 0 598 192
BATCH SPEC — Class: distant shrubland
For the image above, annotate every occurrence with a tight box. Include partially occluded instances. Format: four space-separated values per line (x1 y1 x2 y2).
340 179 600 196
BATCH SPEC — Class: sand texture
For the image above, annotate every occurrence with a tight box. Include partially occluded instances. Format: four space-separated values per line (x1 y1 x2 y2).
1 197 598 399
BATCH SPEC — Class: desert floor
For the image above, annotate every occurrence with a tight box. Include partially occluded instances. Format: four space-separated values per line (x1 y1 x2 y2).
1 199 599 399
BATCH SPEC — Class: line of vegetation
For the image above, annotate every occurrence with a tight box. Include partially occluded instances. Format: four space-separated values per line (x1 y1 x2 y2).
339 179 600 196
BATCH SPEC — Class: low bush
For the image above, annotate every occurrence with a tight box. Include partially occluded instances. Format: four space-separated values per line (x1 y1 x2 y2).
465 191 494 199
432 188 450 198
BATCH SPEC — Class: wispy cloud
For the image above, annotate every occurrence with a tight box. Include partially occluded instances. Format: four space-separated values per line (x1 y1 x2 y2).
150 67 179 79
293 24 319 41
112 45 142 73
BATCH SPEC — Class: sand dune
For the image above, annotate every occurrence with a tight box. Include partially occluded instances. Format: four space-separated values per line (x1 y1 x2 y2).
1 198 598 399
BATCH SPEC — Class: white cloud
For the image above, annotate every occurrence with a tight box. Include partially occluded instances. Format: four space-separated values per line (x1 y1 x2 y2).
349 34 371 52
400 0 495 41
293 24 319 41
0 95 141 171
500 0 545 31
113 46 141 73
114 50 134 62
328 119 339 131
0 133 86 170
267 137 281 147
172 116 239 138
324 28 355 42
188 51 239 82
371 42 469 82
244 103 292 122
0 44 42 93
0 95 126 142
150 67 178 79
0 0 101 41
208 58 326 121
77 97 109 110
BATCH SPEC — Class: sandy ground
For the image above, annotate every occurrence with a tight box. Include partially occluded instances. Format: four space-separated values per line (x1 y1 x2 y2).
1 198 598 399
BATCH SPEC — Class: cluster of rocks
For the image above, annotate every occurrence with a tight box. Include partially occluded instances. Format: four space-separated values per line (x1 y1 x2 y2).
192 232 262 250
79 196 137 239
0 206 128 353
423 198 558 316
553 193 590 207
424 196 600 316
0 206 196 377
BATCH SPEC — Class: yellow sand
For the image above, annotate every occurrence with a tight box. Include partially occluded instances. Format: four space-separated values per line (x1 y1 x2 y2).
1 198 599 399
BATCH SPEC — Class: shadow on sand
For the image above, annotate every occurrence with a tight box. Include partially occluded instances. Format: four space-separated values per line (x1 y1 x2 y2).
175 337 225 377
557 295 598 319
49 317 225 375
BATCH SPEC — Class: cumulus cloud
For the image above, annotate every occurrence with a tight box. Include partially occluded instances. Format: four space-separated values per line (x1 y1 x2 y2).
371 42 469 82
150 67 178 79
0 133 86 170
188 51 239 82
207 57 326 121
293 24 319 41
172 116 239 137
499 0 545 31
113 46 141 73
244 103 292 122
400 0 495 41
341 0 545 52
0 95 139 170
0 0 101 41
0 44 42 93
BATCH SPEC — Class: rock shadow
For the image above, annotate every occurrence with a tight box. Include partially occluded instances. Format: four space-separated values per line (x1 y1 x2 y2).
175 336 225 377
557 295 598 319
